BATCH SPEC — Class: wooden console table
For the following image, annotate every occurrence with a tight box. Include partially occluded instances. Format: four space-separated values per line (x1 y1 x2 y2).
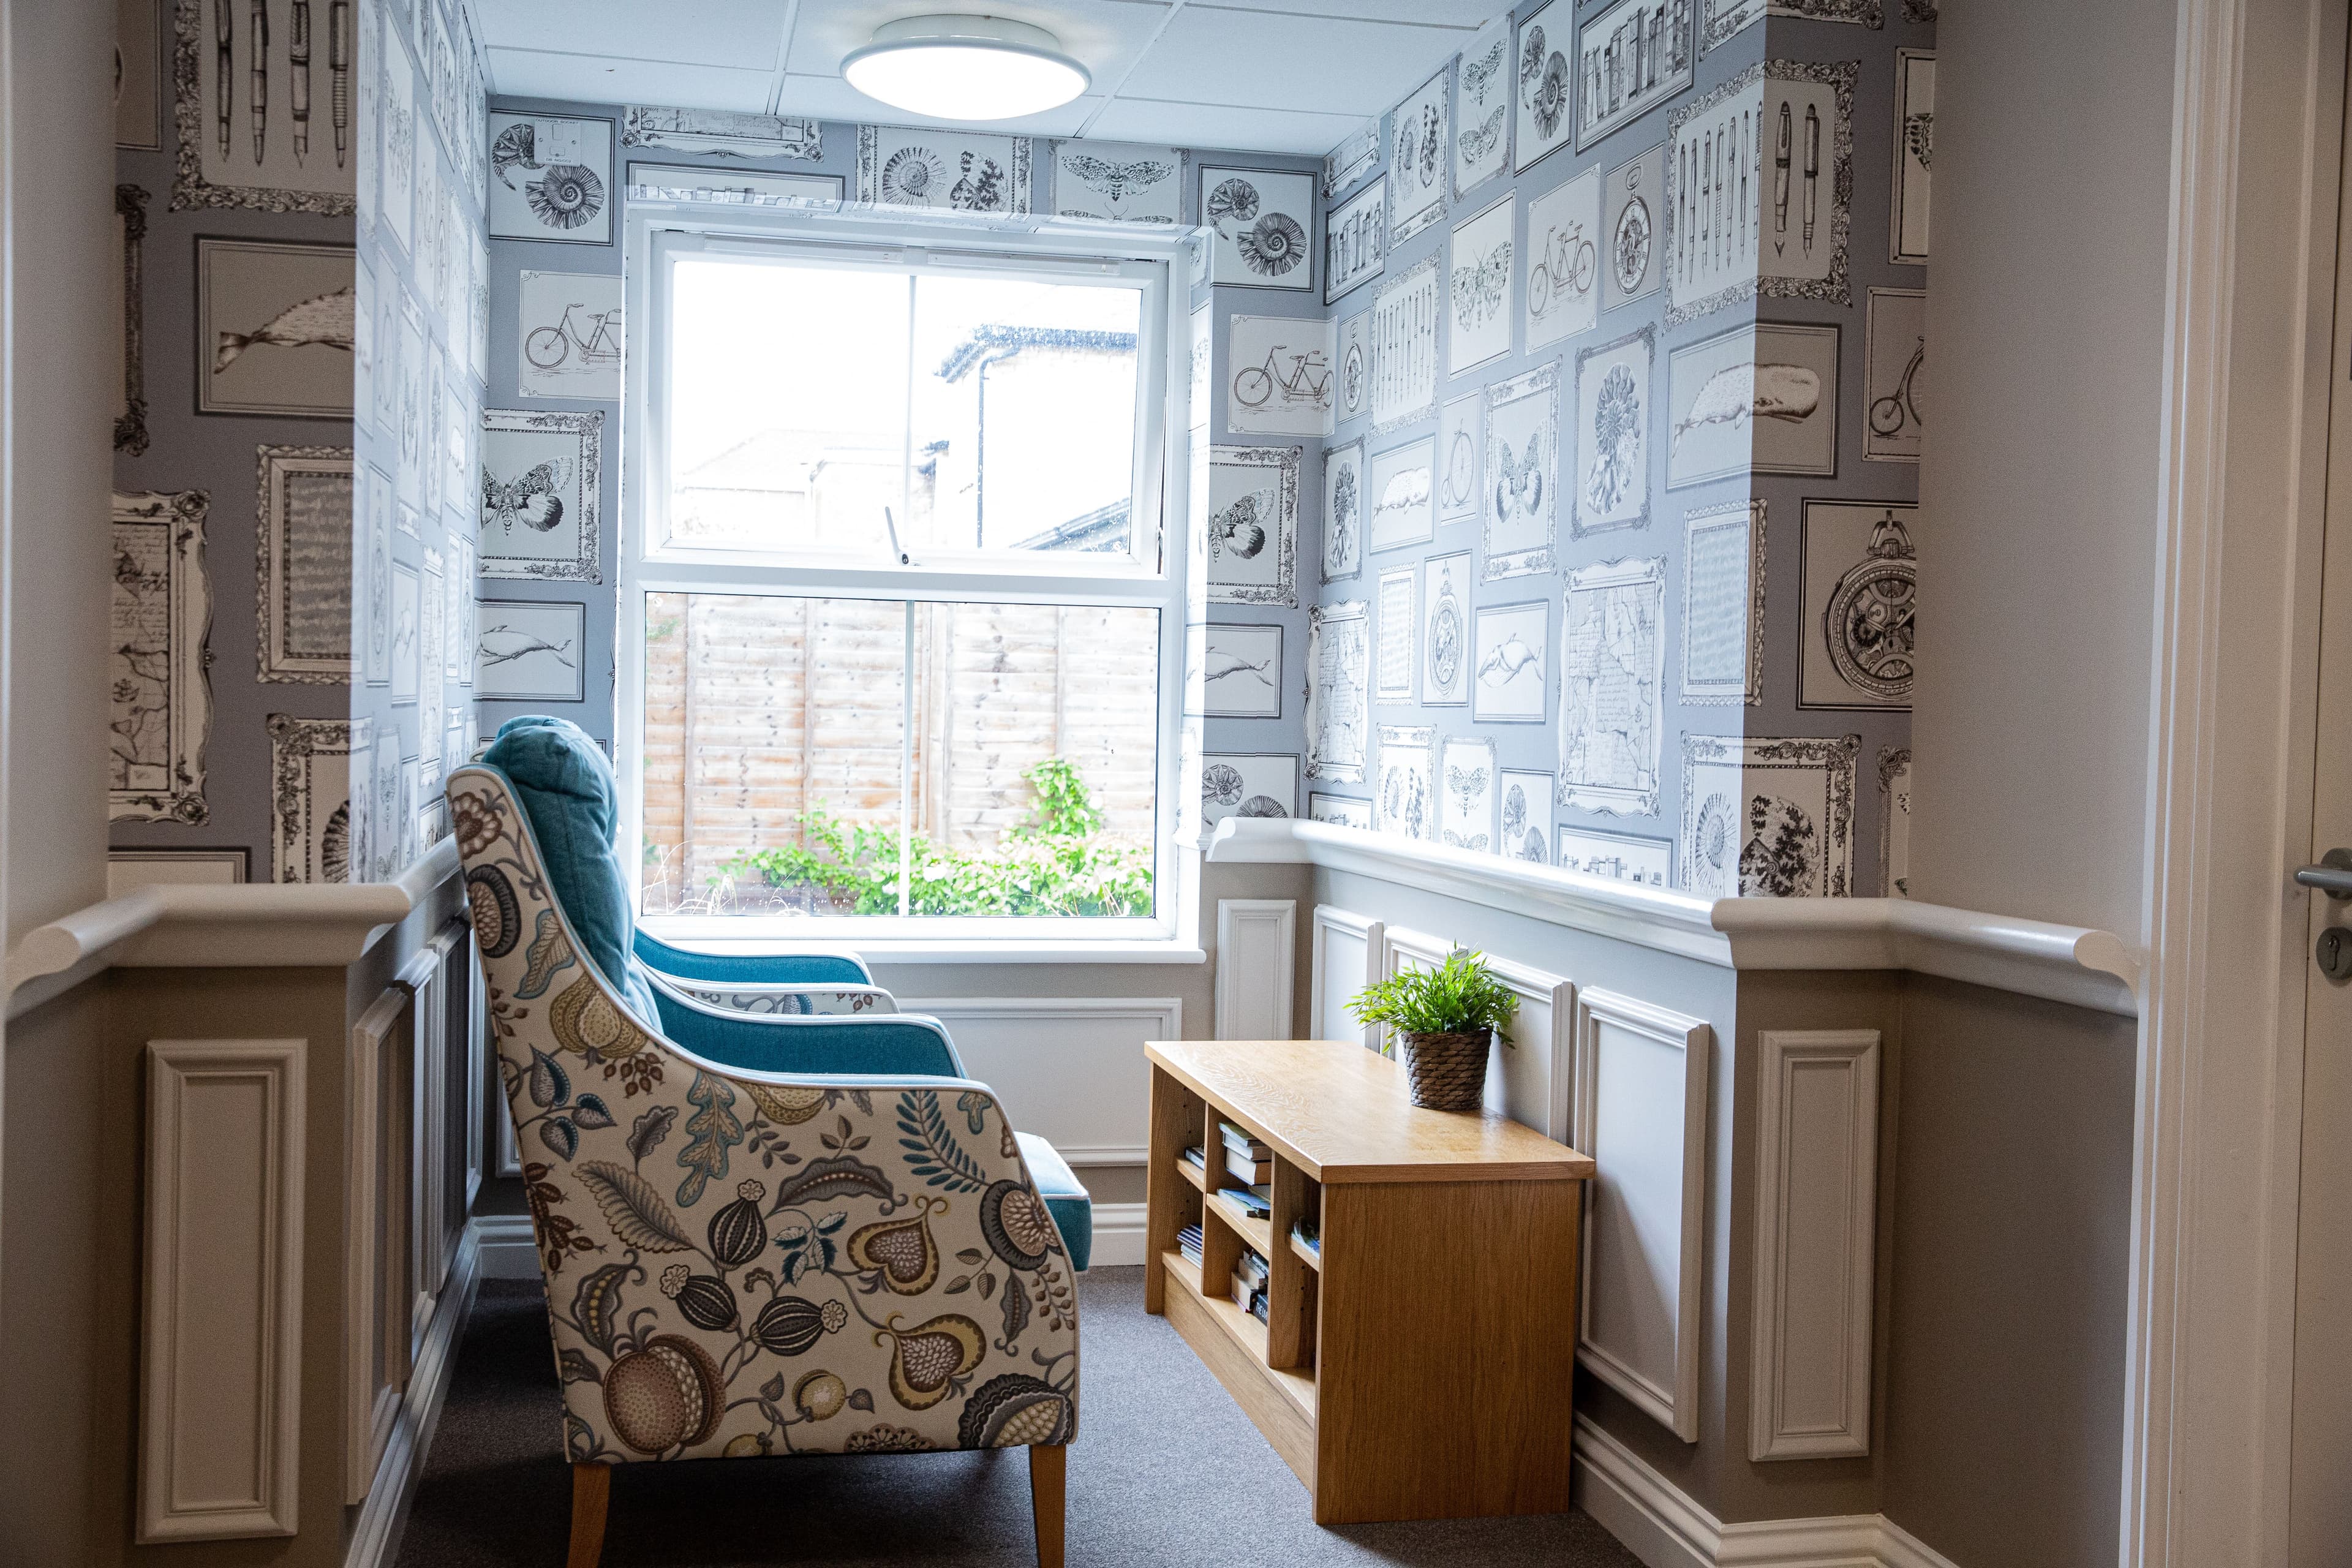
1144 1038 1596 1525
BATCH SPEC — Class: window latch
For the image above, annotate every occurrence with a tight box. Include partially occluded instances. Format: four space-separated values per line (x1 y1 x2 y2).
882 507 912 567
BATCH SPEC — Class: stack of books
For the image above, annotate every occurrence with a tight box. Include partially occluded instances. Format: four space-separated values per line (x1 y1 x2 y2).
1177 1223 1204 1267
1218 1121 1273 1185
1231 1245 1271 1324
1291 1215 1321 1259
1218 1184 1272 1219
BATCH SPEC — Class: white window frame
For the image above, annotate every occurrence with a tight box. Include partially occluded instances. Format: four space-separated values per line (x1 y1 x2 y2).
618 201 1200 960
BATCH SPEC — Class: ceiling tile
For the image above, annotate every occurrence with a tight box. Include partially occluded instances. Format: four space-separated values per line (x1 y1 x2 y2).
785 0 1172 85
1120 7 1464 118
477 1 788 70
776 73 1108 138
1082 98 1366 158
487 48 776 112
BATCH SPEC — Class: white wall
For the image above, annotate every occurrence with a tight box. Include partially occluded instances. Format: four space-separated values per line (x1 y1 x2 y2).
2 0 113 944
1908 0 2179 938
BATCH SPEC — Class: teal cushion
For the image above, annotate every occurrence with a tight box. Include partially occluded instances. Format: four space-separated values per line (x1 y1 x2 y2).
652 989 964 1077
1016 1131 1093 1272
483 717 660 1024
634 930 873 986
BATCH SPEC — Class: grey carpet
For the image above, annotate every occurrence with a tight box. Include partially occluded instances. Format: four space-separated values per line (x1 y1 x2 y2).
394 1268 1645 1567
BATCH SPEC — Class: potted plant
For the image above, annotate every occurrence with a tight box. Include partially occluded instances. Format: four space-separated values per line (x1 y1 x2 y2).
1346 949 1518 1112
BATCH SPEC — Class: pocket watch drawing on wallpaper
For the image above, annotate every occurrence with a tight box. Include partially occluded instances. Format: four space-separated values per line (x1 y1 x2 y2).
1428 565 1464 694
1823 509 1917 702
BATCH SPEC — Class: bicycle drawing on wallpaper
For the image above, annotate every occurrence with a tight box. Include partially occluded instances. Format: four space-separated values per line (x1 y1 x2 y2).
525 300 621 374
1232 345 1331 412
1526 221 1597 323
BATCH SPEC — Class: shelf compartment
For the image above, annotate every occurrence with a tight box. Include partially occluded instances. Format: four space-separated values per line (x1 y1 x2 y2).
1204 1186 1276 1256
1161 1250 1317 1423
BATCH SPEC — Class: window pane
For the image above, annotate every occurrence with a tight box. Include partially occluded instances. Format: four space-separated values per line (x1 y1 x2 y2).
641 592 1159 919
909 275 1141 556
667 258 910 554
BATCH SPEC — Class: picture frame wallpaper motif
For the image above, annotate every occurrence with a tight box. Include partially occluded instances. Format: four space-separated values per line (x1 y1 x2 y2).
110 489 213 825
487 111 614 244
478 407 601 582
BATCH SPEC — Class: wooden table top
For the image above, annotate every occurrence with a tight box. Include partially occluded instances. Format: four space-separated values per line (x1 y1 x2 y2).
1146 1038 1596 1185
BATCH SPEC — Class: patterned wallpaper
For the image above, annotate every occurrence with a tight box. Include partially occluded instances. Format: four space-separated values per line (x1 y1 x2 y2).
1295 1 1932 900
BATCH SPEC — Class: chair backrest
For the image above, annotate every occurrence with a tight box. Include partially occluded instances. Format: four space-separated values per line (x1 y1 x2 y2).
649 971 901 1017
448 763 1080 1465
634 930 875 986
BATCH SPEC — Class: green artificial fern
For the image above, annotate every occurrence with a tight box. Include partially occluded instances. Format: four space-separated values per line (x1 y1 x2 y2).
1347 949 1519 1039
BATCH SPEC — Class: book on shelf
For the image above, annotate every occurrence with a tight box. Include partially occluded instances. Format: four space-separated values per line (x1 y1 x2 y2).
1180 1144 1207 1172
1178 1223 1203 1267
1232 1245 1272 1323
1291 1216 1320 1257
1217 1185 1273 1219
1218 1121 1274 1183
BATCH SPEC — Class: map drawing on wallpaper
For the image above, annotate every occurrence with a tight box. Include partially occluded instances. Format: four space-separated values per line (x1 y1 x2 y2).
197 238 356 418
1472 600 1547 723
1311 793 1373 829
1448 195 1515 377
488 112 614 244
1880 747 1913 896
479 408 603 582
1666 322 1839 488
1576 0 1695 152
1800 502 1919 710
1324 181 1387 306
1322 440 1364 582
1390 67 1450 244
172 0 359 213
1455 17 1512 198
620 107 824 161
1525 168 1600 351
1681 733 1859 898
255 443 355 684
1202 624 1284 720
1204 445 1300 607
1484 361 1559 578
477 600 586 703
1421 551 1471 707
1052 142 1180 224
1202 167 1313 290
1202 753 1298 834
1892 51 1934 264
1336 311 1371 424
268 714 358 884
1440 736 1497 852
1558 824 1672 888
1498 769 1554 863
1367 440 1436 556
1681 499 1766 706
110 490 211 825
1513 0 1574 173
1377 725 1436 842
1305 601 1371 783
1323 121 1381 202
1864 288 1926 462
1559 555 1665 815
1574 326 1654 538
1228 315 1334 438
1438 394 1482 524
1376 567 1414 704
518 270 623 401
1602 143 1664 311
1371 256 1439 431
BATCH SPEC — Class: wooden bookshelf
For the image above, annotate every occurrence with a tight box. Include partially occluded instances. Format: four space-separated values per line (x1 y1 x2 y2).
1145 1038 1596 1526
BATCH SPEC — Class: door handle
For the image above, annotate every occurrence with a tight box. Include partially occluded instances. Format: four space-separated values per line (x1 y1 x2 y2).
2295 847 2352 900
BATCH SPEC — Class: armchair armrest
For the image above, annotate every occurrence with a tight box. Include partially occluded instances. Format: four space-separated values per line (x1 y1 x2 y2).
634 929 875 986
646 968 899 1017
651 981 967 1078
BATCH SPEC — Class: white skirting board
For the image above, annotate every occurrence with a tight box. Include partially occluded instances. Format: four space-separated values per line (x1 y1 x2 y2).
344 1223 485 1568
1571 1415 1961 1568
1088 1200 1146 1268
479 1203 1147 1275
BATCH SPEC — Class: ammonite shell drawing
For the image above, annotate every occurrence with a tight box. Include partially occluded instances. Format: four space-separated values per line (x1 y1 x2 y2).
1202 763 1245 807
1532 53 1569 138
489 121 538 189
1237 795 1288 818
527 164 605 230
1519 26 1548 89
322 803 352 884
1586 363 1642 514
604 1335 724 1454
1614 196 1653 293
1206 177 1260 227
1236 213 1306 276
880 147 944 204
1691 791 1738 896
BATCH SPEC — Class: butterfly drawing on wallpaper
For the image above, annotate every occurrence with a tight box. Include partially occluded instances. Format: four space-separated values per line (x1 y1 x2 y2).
1452 243 1510 329
1444 764 1490 851
1458 106 1506 168
1492 434 1545 522
1461 37 1507 108
1061 153 1178 219
483 459 571 534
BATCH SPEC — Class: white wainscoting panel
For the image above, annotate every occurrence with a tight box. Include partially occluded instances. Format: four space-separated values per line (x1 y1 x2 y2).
1309 905 1382 1047
344 988 410 1506
902 997 1180 1168
462 930 486 1209
1750 1029 1881 1461
140 1038 307 1541
1215 899 1297 1039
1574 989 1711 1442
1383 924 1574 1142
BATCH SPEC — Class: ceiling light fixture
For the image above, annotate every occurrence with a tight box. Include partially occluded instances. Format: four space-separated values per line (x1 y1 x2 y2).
842 15 1090 122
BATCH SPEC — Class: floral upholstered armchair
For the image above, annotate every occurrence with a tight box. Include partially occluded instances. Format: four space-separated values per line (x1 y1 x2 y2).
450 761 1081 1568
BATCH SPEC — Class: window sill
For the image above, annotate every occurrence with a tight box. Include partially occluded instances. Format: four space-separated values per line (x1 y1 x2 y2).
636 922 1207 966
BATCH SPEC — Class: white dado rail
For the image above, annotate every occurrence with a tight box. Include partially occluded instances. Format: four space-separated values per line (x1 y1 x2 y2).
3 839 462 1019
1208 818 2141 1017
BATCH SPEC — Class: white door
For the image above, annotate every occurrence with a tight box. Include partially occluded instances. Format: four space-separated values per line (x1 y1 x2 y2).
2292 94 2352 1567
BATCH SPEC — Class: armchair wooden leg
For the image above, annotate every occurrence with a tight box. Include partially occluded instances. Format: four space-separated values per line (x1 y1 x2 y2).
1028 1443 1066 1568
568 1462 610 1568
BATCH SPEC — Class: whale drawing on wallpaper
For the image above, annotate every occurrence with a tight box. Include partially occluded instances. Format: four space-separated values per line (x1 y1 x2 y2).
215 284 356 372
1478 633 1540 686
1670 362 1821 453
1373 464 1431 527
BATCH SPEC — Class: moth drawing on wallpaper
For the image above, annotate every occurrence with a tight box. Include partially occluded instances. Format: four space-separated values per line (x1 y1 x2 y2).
1483 361 1558 579
1456 22 1511 186
1451 244 1509 337
1440 737 1496 854
1057 148 1177 222
483 457 569 536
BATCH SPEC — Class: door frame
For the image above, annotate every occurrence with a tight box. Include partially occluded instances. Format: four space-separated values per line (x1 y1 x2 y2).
2133 0 2348 1563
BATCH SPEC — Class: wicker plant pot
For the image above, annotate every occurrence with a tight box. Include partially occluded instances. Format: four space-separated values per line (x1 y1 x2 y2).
1397 1030 1490 1112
